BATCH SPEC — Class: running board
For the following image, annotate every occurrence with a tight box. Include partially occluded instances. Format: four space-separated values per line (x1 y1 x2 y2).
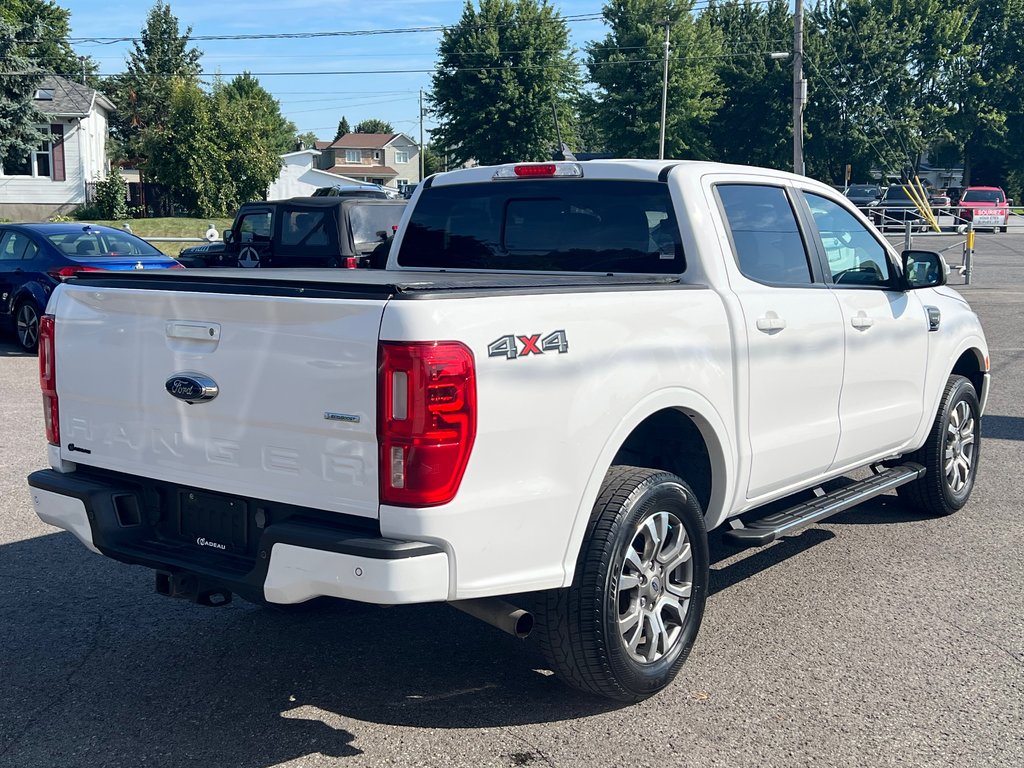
723 463 925 547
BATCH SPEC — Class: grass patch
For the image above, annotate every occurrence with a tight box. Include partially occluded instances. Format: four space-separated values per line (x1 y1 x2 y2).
83 217 233 257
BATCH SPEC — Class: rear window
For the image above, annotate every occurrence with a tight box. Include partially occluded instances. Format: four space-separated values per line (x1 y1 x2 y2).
883 185 912 201
961 189 1004 203
46 231 163 257
396 180 685 273
846 185 879 196
349 203 406 245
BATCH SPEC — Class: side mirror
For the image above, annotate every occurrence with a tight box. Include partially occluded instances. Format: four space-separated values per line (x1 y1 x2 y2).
902 249 947 289
222 229 233 244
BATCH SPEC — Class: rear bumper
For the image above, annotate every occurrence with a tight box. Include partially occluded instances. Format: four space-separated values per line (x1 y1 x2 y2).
27 469 449 605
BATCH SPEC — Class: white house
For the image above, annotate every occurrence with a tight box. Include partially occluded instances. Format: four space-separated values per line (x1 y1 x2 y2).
267 148 362 199
0 75 114 221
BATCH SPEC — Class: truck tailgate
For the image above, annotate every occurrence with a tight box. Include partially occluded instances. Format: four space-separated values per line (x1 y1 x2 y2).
52 283 385 518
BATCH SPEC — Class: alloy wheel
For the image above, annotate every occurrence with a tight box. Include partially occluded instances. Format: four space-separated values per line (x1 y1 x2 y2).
616 509 693 664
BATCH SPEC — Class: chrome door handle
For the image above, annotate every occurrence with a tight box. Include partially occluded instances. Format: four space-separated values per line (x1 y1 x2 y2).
851 313 874 329
756 316 786 332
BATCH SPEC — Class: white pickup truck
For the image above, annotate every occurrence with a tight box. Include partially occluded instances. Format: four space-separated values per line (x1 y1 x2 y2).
28 160 989 701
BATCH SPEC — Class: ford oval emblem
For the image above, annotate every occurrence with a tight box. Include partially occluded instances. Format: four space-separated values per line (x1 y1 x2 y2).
165 372 219 404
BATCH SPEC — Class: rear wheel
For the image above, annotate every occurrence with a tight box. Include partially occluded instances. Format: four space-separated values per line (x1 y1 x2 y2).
898 375 980 516
15 300 41 352
533 466 709 701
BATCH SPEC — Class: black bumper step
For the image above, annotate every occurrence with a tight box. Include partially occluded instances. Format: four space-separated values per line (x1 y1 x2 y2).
723 463 925 547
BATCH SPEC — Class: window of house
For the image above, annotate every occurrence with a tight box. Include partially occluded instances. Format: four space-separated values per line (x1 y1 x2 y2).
373 151 381 160
716 184 812 285
34 89 55 100
396 179 409 189
345 149 361 163
395 150 410 164
0 126 51 178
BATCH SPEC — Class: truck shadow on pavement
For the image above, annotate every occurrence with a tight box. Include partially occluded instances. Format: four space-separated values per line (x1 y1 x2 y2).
0 334 33 357
0 532 619 768
0 493 923 767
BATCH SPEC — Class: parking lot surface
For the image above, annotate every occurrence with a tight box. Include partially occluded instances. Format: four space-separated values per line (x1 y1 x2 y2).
1 234 1022 768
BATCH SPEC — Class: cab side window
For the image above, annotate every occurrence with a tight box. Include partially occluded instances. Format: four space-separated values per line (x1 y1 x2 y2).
717 184 812 285
804 193 893 287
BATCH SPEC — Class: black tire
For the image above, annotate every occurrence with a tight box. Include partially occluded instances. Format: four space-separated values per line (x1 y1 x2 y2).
533 466 709 701
14 299 41 352
898 375 980 516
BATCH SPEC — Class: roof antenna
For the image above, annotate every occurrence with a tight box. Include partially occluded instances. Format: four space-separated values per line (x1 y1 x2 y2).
550 97 577 162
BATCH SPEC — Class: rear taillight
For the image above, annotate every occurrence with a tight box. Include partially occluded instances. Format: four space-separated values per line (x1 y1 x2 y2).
169 262 186 269
378 341 476 506
39 315 59 446
48 265 103 281
344 257 358 269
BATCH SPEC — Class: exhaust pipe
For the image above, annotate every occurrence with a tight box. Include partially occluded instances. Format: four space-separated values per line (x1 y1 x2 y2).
450 598 533 639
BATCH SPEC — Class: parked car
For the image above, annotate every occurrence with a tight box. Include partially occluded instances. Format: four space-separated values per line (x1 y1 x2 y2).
955 186 1009 232
0 223 183 352
28 159 989 701
929 190 952 215
311 183 399 199
843 184 882 208
867 184 926 230
178 197 407 269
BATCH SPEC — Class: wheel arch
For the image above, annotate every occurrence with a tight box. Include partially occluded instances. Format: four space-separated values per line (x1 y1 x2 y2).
950 345 987 408
558 388 736 587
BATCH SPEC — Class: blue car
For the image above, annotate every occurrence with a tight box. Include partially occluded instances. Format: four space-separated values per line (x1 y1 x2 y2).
0 223 183 352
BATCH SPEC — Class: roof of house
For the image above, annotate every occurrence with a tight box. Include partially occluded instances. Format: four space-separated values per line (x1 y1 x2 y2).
32 75 115 117
326 164 399 177
314 141 333 151
330 133 418 150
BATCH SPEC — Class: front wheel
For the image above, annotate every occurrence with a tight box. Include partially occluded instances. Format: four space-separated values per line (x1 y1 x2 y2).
898 375 980 516
533 466 709 701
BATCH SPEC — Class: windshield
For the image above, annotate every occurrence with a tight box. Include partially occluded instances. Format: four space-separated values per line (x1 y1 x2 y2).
349 203 407 245
396 179 685 273
961 189 1004 203
46 230 164 257
846 185 879 196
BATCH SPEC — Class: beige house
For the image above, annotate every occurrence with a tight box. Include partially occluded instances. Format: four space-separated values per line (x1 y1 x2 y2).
317 133 420 192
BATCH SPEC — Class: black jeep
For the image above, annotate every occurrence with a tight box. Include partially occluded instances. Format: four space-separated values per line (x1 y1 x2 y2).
176 197 406 269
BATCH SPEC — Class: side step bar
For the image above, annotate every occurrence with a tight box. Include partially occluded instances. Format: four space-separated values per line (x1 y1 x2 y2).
723 463 925 548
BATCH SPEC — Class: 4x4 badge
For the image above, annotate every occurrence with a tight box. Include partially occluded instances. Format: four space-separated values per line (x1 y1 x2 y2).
488 330 569 360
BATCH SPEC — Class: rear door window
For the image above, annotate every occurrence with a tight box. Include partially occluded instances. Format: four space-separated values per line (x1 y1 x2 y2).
396 180 684 273
715 184 813 285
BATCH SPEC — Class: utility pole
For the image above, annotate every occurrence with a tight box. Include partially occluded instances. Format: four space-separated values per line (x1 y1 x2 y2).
418 89 425 182
793 1 806 176
659 19 671 160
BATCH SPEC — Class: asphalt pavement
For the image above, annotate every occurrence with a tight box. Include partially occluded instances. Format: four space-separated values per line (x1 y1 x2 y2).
1 234 1021 768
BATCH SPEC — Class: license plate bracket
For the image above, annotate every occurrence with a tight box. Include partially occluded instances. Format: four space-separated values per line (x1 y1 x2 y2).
177 490 249 553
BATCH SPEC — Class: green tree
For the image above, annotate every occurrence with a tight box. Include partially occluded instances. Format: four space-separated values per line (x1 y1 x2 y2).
145 79 234 217
334 116 351 140
703 0 791 169
353 118 394 134
210 74 284 205
0 17 45 173
92 171 129 219
0 0 98 80
587 0 722 159
107 1 202 168
421 143 444 175
430 0 580 166
218 71 296 155
296 130 320 149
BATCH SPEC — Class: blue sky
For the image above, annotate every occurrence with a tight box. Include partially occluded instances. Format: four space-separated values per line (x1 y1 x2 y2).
60 1 611 142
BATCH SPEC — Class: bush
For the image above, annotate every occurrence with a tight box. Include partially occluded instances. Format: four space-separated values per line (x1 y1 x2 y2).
93 172 130 220
72 203 103 221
